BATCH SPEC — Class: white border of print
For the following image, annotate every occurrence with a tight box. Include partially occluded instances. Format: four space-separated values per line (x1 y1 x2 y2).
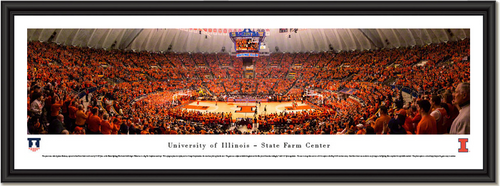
15 16 482 170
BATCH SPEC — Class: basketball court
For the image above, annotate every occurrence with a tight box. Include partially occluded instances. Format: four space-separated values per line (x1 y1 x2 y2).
182 101 315 119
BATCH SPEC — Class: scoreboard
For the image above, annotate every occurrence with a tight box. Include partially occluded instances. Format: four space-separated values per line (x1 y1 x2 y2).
230 29 266 57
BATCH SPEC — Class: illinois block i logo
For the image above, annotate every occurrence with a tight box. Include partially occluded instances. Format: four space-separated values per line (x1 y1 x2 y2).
458 138 468 153
28 138 41 152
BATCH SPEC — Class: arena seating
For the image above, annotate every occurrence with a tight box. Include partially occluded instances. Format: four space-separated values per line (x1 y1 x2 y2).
27 39 470 135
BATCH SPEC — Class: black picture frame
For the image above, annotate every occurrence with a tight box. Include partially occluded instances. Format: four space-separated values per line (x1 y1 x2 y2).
1 1 496 183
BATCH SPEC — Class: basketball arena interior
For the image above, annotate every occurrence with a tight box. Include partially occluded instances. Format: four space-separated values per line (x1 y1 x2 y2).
27 28 470 135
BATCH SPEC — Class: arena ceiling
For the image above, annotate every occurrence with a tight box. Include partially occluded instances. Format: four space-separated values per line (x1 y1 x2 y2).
28 28 470 53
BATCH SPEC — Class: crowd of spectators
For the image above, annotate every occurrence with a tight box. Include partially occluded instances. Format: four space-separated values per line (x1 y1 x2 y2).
27 39 470 135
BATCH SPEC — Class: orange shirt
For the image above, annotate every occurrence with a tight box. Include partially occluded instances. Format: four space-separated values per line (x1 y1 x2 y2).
62 97 74 114
416 115 437 134
50 100 63 117
374 115 391 134
75 110 88 126
100 120 112 134
87 115 101 133
111 123 120 134
68 105 78 119
403 117 414 134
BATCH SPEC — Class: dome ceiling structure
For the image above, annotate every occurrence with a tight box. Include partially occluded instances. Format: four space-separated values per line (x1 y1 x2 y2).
28 28 470 53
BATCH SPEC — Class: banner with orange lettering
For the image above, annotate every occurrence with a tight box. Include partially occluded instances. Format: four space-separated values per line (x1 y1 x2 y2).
180 28 271 36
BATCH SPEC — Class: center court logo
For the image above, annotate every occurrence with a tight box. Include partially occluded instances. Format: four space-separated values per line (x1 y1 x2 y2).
27 138 41 152
235 106 256 113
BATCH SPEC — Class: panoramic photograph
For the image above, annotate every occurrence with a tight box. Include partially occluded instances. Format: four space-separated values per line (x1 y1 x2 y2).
26 28 470 135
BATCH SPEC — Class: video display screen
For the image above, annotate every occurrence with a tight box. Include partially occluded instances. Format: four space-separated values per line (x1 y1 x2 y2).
235 37 259 52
